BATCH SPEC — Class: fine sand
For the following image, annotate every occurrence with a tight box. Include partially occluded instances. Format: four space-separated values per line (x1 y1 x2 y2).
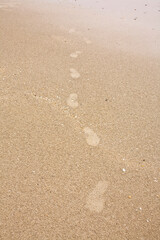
0 0 160 239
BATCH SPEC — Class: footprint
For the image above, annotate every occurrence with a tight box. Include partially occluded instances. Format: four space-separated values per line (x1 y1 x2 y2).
70 68 80 79
84 37 92 44
67 93 79 108
70 51 81 58
83 127 100 146
85 181 108 213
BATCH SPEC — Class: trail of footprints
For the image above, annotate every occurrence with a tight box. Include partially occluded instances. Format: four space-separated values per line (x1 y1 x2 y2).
68 29 104 213
68 29 99 147
29 28 104 213
68 28 104 213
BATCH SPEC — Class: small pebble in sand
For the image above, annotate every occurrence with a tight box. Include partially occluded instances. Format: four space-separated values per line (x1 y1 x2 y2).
134 17 137 20
122 168 126 172
128 195 132 199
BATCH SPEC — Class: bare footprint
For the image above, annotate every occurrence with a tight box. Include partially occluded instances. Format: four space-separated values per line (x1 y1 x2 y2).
67 93 79 108
83 127 100 146
85 181 108 213
70 51 81 58
70 68 80 79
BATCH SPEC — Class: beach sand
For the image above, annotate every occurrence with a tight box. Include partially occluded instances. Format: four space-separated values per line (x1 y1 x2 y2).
0 0 160 239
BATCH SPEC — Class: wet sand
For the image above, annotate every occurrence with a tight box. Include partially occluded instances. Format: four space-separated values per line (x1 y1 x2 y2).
0 0 160 239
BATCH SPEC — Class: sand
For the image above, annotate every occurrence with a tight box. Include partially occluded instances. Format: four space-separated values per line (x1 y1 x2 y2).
0 0 160 239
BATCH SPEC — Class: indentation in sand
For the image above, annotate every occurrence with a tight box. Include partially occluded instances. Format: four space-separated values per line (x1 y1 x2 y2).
83 127 100 146
85 181 108 213
70 51 81 58
67 93 79 108
70 68 80 79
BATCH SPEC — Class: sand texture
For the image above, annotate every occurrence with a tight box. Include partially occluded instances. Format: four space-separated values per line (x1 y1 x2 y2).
0 0 160 239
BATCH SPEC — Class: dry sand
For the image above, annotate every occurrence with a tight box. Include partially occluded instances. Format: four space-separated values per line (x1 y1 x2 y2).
0 0 160 239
